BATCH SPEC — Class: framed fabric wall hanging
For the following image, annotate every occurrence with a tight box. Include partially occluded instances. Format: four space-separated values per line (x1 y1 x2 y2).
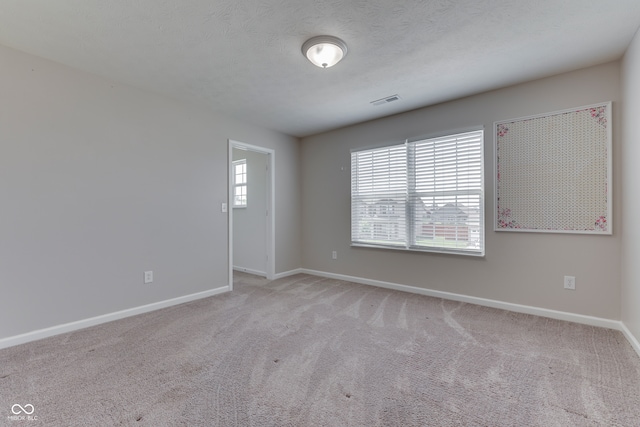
494 102 612 234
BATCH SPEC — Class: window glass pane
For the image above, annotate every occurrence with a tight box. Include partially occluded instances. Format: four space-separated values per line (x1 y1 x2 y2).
410 131 484 254
234 185 247 206
412 194 482 252
232 159 247 207
351 145 407 247
234 163 246 184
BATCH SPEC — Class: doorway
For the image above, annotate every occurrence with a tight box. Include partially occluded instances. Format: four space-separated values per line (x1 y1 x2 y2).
228 140 275 289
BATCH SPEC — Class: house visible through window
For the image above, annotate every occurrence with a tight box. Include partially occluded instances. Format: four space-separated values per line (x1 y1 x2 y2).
233 159 247 207
351 130 484 256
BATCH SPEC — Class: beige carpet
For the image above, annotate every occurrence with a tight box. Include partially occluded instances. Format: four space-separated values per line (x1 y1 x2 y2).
1 272 639 426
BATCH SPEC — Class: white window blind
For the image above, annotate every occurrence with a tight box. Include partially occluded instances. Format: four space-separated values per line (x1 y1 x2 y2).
351 145 407 247
351 130 484 256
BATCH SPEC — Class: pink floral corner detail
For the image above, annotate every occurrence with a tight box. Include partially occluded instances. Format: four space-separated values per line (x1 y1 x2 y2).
498 207 521 229
595 216 607 231
589 107 607 127
497 124 509 137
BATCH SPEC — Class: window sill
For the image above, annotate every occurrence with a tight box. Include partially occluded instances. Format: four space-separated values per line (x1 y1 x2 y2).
351 242 485 257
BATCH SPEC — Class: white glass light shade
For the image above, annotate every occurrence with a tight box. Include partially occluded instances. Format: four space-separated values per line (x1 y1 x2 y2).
302 36 348 68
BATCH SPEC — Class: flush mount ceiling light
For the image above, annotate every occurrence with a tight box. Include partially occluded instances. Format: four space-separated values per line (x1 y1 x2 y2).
302 35 348 68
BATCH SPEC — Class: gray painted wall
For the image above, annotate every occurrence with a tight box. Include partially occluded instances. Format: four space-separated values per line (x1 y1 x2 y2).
0 44 300 340
232 148 268 275
622 29 640 343
301 62 622 320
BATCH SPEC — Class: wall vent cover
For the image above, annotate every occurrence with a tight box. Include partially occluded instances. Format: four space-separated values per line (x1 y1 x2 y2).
371 94 401 106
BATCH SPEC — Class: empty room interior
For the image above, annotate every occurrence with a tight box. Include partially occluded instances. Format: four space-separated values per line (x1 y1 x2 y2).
2 1 640 425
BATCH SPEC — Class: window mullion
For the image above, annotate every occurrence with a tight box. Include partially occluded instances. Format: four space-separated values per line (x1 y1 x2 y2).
406 140 415 249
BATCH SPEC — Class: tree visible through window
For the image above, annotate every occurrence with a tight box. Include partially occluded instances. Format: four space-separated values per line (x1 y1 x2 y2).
351 130 484 256
233 159 247 207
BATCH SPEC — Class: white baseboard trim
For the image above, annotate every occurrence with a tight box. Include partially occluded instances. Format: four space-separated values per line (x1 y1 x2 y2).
620 322 640 358
273 268 304 280
0 285 231 350
233 266 267 277
301 269 621 330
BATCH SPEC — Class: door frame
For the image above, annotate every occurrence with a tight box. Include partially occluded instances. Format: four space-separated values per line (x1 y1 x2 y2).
228 140 275 289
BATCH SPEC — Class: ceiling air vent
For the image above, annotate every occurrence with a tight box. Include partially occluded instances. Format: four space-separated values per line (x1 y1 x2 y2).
370 94 401 106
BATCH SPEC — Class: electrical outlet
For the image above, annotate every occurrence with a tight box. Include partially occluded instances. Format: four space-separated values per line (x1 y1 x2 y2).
144 271 153 284
332 251 337 260
564 275 575 290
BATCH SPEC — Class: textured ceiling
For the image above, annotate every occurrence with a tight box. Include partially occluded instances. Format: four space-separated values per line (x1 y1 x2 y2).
1 1 639 137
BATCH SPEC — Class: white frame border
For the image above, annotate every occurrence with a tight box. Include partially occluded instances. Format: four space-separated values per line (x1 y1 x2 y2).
493 102 613 235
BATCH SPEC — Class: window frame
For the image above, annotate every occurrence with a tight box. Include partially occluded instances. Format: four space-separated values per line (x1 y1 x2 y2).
351 129 485 257
232 159 247 208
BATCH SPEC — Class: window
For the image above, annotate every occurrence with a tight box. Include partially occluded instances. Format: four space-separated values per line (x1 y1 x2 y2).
233 159 247 207
351 130 484 256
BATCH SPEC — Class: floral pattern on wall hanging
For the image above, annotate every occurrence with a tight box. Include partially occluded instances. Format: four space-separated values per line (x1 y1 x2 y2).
494 102 612 234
